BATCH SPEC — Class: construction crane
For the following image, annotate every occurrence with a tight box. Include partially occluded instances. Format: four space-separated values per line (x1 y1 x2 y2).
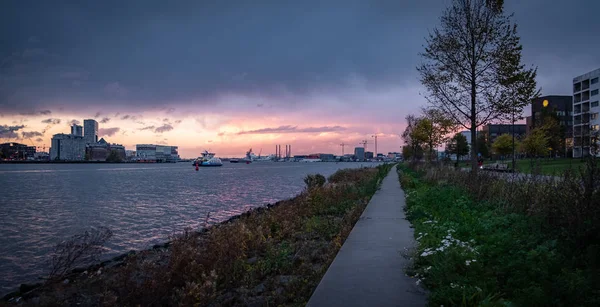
339 143 347 155
371 134 383 159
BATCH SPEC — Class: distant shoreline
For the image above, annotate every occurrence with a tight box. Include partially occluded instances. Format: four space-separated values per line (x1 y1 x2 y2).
0 161 174 164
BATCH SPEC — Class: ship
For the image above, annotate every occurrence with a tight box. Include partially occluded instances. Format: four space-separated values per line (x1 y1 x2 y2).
193 150 223 167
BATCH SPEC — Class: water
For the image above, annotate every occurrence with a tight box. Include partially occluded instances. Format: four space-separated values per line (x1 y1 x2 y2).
0 162 378 294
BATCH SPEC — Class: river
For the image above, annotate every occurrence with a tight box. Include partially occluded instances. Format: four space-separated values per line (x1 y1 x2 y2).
0 161 380 295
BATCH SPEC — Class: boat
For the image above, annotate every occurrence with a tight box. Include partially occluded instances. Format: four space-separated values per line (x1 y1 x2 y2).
193 150 223 167
229 158 239 163
245 148 274 162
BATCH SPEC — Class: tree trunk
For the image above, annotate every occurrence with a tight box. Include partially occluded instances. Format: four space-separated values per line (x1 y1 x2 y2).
470 82 478 172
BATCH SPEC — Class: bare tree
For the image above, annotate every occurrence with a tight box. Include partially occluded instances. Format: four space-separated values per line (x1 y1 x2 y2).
47 226 113 282
417 0 539 171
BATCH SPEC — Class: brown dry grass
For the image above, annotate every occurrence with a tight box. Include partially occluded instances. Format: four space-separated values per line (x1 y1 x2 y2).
9 164 393 307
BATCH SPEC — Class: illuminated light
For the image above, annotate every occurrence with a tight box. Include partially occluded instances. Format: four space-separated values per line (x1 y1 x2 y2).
543 100 549 107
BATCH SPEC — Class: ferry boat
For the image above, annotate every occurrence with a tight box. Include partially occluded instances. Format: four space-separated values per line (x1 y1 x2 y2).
193 150 223 167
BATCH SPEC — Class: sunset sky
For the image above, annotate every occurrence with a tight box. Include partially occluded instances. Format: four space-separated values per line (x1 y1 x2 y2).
1 0 600 158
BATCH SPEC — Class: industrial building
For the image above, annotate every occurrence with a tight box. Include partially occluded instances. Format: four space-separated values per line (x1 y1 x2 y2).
86 138 126 161
71 124 83 137
0 143 36 160
50 133 86 161
135 144 179 162
354 147 365 161
573 68 600 158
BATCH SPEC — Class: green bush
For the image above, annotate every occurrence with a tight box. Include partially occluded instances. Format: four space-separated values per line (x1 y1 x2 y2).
399 164 600 306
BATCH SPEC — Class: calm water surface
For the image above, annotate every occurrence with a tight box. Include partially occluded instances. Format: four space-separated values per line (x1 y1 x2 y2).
0 162 379 294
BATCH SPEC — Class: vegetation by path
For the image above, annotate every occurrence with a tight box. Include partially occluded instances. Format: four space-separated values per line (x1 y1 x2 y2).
398 162 600 306
4 164 394 306
478 158 584 176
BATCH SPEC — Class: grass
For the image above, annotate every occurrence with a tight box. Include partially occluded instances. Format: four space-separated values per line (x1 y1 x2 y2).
477 158 585 175
6 163 394 306
399 162 600 306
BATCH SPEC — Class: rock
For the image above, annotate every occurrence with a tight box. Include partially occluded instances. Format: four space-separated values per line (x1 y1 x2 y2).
252 283 266 294
247 256 258 265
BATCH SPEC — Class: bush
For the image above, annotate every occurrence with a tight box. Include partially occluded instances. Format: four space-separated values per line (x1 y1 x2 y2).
398 161 600 306
19 165 394 306
304 173 326 189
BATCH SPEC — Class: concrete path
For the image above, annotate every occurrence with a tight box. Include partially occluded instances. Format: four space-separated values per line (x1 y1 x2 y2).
307 165 427 307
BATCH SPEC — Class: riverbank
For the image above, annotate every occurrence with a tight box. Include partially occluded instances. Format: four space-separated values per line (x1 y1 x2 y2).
3 163 394 306
399 163 600 306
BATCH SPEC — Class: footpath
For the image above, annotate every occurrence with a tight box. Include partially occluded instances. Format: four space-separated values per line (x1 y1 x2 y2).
307 165 427 307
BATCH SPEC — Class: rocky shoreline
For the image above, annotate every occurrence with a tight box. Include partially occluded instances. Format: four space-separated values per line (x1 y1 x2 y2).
3 164 393 306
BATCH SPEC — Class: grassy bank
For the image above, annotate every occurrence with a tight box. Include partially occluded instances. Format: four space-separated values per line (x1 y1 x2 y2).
399 163 600 306
5 164 393 306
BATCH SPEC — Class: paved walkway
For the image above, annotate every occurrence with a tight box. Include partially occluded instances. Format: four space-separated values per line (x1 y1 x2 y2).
307 165 427 307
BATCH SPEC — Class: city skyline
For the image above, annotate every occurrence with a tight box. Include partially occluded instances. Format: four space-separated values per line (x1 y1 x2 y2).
2 0 600 158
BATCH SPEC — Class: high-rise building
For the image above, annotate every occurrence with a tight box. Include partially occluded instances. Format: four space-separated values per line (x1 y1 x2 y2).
526 95 573 157
71 124 83 137
83 119 98 145
50 133 86 161
354 147 365 161
573 68 600 158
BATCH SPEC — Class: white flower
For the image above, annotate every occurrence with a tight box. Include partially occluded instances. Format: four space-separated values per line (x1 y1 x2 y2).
450 283 458 289
416 279 422 285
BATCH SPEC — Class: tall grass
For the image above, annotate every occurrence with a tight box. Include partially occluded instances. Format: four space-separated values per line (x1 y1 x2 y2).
399 160 600 306
10 163 394 306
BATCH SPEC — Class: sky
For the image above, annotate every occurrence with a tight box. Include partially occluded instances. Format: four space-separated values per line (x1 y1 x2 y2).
1 0 600 158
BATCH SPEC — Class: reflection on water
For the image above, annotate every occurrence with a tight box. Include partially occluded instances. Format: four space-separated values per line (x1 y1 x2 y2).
0 162 379 294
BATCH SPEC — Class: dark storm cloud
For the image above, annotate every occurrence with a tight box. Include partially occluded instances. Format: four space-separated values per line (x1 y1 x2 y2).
120 115 130 120
1 0 599 115
237 125 346 135
139 125 155 131
98 127 120 136
21 131 43 138
0 124 25 138
100 117 110 124
35 137 43 142
0 0 443 114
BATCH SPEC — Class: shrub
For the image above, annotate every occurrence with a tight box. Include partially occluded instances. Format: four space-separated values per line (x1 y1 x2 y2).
399 160 600 306
47 226 113 282
304 173 326 189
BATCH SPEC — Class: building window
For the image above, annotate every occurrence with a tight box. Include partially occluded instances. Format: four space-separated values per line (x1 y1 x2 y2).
592 125 599 131
593 77 599 84
593 113 599 120
556 111 566 116
593 101 599 108
592 89 599 96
